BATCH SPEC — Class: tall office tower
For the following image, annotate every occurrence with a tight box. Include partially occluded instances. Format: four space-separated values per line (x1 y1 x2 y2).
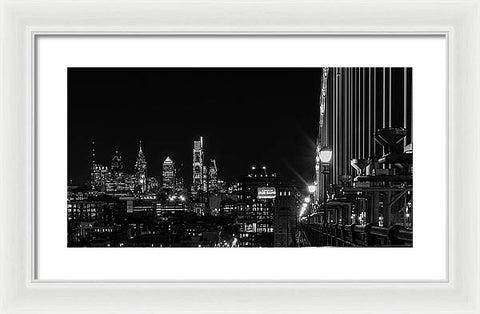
134 140 148 193
111 150 124 172
90 141 108 191
162 156 176 190
175 164 185 192
105 150 126 192
90 141 97 189
192 136 204 193
208 159 218 192
202 165 208 191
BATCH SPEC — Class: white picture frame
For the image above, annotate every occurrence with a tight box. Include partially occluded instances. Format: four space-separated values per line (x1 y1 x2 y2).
0 0 479 313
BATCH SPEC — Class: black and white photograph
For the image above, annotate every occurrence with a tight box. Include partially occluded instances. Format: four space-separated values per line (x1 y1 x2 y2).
68 67 413 248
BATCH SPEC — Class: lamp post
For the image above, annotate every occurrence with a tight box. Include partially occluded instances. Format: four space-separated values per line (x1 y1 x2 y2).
307 185 316 201
319 147 332 226
304 196 311 224
307 185 316 223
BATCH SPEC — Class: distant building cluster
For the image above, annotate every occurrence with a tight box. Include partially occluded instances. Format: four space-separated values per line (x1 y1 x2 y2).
90 141 186 196
68 137 301 248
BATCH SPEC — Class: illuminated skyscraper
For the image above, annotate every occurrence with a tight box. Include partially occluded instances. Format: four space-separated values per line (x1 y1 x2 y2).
192 136 204 193
105 150 128 193
162 156 175 190
90 141 109 191
111 150 123 172
208 159 218 192
90 141 97 189
202 165 208 192
134 140 147 193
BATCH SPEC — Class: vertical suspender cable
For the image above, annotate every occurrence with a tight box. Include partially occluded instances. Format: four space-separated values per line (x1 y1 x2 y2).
382 68 386 160
344 67 346 173
382 67 386 128
334 68 338 182
368 68 372 158
351 68 354 161
389 68 392 127
404 67 407 147
358 68 361 159
388 68 392 169
362 68 365 159
373 68 377 158
343 68 352 174
348 68 357 161
334 68 338 184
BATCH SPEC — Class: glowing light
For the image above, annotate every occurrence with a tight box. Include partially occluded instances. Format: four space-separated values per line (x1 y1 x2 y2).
308 185 316 193
319 147 333 163
304 197 311 203
299 205 307 217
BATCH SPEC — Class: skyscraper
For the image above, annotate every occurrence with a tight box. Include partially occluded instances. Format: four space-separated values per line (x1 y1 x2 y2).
208 159 218 192
134 140 147 193
175 164 185 192
105 150 128 193
90 141 109 191
192 136 204 193
162 156 175 190
111 150 123 172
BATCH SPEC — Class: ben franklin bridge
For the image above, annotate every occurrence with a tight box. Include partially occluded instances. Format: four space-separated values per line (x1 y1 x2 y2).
298 67 413 247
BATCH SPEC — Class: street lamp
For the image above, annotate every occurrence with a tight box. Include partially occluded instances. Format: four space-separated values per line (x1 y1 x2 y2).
319 147 332 226
307 184 316 224
319 147 333 164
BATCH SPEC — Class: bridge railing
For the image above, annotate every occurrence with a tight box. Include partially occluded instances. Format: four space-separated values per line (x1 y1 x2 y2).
302 223 412 247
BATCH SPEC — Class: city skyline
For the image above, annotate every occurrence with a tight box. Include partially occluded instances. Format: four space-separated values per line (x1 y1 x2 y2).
88 136 229 194
80 136 277 190
68 68 322 187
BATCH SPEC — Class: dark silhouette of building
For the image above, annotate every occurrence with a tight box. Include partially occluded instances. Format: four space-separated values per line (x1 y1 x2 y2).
236 166 298 247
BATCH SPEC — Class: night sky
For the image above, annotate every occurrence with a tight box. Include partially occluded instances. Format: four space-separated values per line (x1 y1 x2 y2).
68 68 323 187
